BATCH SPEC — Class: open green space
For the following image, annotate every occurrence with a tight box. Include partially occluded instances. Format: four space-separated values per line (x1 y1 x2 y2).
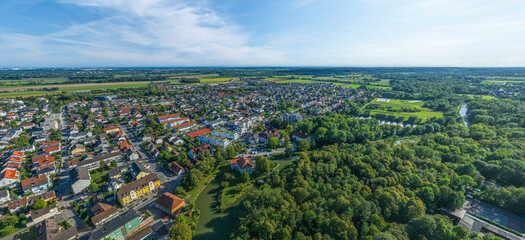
0 91 56 97
342 84 361 88
458 94 496 100
59 82 150 92
90 169 109 185
365 98 443 120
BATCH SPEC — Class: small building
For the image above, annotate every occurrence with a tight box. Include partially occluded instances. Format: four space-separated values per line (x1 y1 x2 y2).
117 173 160 205
229 157 254 174
30 204 58 225
168 161 185 176
0 189 10 204
70 167 91 195
0 169 20 187
90 202 119 227
8 197 28 213
21 175 50 194
130 161 149 180
154 192 185 216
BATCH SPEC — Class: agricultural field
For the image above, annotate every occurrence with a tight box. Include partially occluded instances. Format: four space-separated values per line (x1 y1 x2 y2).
170 76 236 84
458 94 496 100
342 84 362 89
364 98 443 120
0 91 56 98
0 78 68 88
0 81 151 97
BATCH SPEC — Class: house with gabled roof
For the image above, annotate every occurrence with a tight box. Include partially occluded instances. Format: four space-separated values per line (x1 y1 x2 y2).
21 174 50 194
154 192 185 216
230 157 254 174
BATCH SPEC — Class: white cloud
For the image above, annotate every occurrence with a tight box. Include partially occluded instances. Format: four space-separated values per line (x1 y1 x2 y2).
0 0 283 67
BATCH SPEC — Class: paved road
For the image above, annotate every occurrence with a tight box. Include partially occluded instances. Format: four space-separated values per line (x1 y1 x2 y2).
106 101 172 183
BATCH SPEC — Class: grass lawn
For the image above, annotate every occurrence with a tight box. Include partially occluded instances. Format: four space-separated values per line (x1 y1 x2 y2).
60 82 150 92
366 85 392 90
90 169 109 185
277 79 319 84
481 80 506 84
342 84 361 89
458 94 496 100
18 227 36 240
0 91 57 98
366 98 443 120
198 77 236 83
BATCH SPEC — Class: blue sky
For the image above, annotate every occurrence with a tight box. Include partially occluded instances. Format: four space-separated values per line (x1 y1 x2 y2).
1 0 525 67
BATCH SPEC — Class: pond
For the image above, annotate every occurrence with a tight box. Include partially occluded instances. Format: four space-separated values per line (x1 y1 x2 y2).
193 156 296 239
194 179 242 240
459 104 469 128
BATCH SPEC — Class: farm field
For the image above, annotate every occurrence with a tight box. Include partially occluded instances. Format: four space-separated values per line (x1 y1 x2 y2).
170 76 235 84
342 84 361 89
366 85 392 90
458 94 496 99
365 98 443 120
0 91 56 97
0 81 151 98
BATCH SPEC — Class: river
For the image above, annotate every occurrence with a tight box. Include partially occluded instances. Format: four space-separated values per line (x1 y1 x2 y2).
459 104 468 128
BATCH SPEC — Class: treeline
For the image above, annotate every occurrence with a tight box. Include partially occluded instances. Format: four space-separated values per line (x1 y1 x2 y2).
468 99 525 127
230 142 495 240
179 77 200 83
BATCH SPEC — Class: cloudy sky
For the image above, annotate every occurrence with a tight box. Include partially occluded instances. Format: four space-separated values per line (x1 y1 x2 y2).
1 0 525 67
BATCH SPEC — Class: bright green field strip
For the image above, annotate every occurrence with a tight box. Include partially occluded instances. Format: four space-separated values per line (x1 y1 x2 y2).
342 84 361 88
367 98 443 119
458 94 495 100
367 85 392 90
482 80 506 84
493 76 525 80
278 79 318 83
60 82 149 92
0 91 56 97
369 109 443 119
198 77 236 83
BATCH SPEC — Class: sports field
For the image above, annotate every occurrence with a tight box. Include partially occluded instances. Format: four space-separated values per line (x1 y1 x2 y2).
365 98 443 120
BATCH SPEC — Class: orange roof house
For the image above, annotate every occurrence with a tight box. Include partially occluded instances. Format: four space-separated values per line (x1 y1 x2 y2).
186 128 212 138
154 192 185 215
229 157 254 174
2 170 20 179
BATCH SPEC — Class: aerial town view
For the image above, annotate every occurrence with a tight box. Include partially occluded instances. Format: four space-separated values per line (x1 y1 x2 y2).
0 1 525 240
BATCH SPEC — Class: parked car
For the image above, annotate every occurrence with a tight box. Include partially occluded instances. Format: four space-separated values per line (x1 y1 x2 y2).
162 213 170 219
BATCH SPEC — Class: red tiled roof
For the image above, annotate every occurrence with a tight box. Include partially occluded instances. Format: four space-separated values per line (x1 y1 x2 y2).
12 151 25 157
21 175 48 191
158 113 180 120
2 170 19 179
104 126 119 131
229 157 253 169
168 161 184 173
45 146 60 152
8 197 27 210
155 192 185 215
6 162 21 169
173 121 196 129
186 128 211 138
163 117 189 124
42 141 60 146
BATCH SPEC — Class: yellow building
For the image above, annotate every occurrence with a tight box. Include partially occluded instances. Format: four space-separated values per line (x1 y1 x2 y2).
70 144 86 155
104 126 120 134
118 173 161 205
